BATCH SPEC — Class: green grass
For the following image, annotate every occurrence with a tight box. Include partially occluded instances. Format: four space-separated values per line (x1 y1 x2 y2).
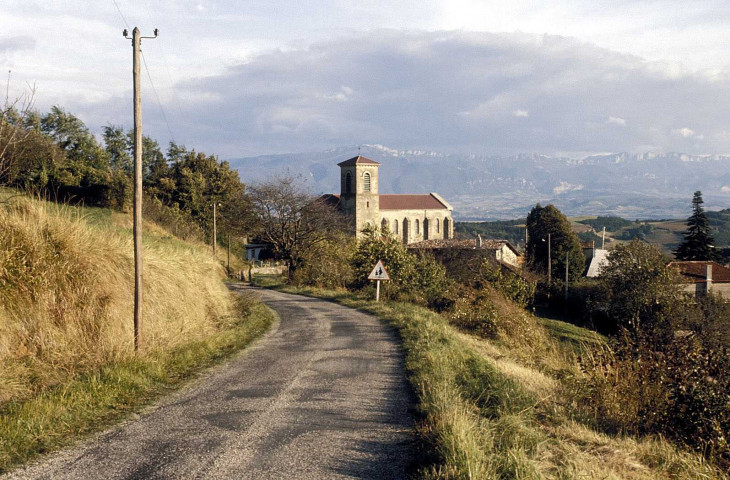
0 298 275 474
539 317 605 352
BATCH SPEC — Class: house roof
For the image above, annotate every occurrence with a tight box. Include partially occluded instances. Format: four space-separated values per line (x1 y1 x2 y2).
379 194 450 211
320 194 341 208
668 261 730 283
337 155 380 167
586 249 609 277
409 238 521 255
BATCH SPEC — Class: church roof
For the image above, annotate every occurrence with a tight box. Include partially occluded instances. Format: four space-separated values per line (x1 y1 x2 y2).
379 194 450 211
337 155 380 167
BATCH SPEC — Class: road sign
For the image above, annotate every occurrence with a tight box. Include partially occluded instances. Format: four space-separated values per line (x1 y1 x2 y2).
368 260 390 302
368 260 390 281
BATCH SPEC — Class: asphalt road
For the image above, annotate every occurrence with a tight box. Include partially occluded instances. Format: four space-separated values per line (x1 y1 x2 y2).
5 287 416 479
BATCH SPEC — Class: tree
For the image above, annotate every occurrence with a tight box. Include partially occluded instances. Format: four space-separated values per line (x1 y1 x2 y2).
248 175 345 279
0 84 36 184
103 124 132 172
675 191 718 261
598 240 682 334
526 204 585 282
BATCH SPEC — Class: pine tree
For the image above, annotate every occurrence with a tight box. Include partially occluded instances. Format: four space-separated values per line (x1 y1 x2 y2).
675 191 717 261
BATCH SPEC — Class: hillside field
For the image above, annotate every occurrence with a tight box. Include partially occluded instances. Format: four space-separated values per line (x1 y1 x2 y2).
0 192 273 472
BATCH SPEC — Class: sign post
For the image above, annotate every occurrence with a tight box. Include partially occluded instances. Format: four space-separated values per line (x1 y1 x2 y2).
367 260 390 302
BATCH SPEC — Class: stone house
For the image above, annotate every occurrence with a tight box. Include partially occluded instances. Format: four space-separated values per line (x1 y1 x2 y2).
409 237 522 269
668 261 730 300
322 156 454 243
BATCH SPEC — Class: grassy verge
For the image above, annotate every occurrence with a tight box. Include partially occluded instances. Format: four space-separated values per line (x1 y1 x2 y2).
253 278 724 479
0 295 274 474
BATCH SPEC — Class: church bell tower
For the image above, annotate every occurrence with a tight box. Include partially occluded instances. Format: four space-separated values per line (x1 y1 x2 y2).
338 155 380 238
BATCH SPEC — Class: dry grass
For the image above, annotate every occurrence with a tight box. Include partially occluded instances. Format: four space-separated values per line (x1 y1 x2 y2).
268 282 727 480
0 195 236 405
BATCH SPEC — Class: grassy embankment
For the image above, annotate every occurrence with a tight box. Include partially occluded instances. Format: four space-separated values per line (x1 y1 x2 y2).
0 194 274 473
253 275 725 479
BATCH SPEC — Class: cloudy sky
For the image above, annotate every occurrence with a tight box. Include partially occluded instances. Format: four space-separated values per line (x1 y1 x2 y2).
3 0 730 158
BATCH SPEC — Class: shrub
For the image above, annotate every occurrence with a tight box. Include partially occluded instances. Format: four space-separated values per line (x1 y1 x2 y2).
477 259 535 308
291 232 355 289
349 226 451 305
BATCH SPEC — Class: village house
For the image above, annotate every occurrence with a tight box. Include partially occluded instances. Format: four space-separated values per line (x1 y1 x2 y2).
322 156 454 243
408 236 523 283
668 261 730 300
409 236 522 268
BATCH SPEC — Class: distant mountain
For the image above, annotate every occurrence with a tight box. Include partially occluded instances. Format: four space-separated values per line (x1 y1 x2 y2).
227 145 730 220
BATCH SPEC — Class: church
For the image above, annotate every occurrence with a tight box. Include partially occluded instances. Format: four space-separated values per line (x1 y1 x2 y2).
323 156 454 243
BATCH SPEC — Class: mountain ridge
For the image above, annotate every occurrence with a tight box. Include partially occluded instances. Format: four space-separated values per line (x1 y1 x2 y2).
228 145 730 220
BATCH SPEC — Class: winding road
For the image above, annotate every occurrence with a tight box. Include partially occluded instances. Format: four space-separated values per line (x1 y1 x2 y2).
5 287 416 479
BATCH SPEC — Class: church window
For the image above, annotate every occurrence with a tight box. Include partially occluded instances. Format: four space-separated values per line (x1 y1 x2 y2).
436 218 440 233
345 172 352 194
415 219 420 235
393 219 399 234
381 218 388 232
364 172 371 192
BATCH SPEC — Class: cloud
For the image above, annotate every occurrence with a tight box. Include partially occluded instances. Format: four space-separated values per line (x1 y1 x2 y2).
673 127 696 138
0 36 35 53
157 30 730 157
607 116 626 126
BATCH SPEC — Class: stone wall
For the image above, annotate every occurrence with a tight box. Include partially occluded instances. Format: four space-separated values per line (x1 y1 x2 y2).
379 209 453 244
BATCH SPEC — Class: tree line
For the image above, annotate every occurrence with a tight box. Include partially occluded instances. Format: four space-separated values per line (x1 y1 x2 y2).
0 100 252 244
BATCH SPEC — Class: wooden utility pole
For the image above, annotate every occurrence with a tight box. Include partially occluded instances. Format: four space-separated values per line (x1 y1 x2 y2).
124 27 157 353
547 233 552 287
565 251 569 300
213 202 218 257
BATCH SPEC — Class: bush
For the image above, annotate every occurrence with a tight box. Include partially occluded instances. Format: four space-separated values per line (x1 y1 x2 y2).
478 259 535 308
291 232 355 289
349 226 451 305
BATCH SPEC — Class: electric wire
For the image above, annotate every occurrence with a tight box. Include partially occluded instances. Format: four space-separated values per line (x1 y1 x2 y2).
141 51 176 143
111 0 130 31
109 0 176 143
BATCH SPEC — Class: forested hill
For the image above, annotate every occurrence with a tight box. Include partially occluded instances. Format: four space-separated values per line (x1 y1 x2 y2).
456 210 730 261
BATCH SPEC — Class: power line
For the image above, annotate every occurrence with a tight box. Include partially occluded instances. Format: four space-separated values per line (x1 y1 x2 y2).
111 0 130 30
141 50 176 143
157 37 187 125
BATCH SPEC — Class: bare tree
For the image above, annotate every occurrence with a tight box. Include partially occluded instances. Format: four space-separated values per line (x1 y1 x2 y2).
248 174 347 279
0 75 36 184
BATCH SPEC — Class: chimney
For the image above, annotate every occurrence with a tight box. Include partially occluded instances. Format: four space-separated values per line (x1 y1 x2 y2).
477 234 482 248
706 263 713 292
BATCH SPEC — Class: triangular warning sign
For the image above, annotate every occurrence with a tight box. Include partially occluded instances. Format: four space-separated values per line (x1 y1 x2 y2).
368 260 390 280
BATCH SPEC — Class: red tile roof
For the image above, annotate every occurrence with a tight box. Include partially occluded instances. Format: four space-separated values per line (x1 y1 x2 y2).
379 194 449 210
668 261 730 283
337 156 380 167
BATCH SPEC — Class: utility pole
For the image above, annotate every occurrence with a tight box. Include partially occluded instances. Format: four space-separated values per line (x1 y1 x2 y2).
213 202 217 257
565 251 569 301
547 233 552 288
524 225 528 261
124 27 157 353
602 226 606 249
